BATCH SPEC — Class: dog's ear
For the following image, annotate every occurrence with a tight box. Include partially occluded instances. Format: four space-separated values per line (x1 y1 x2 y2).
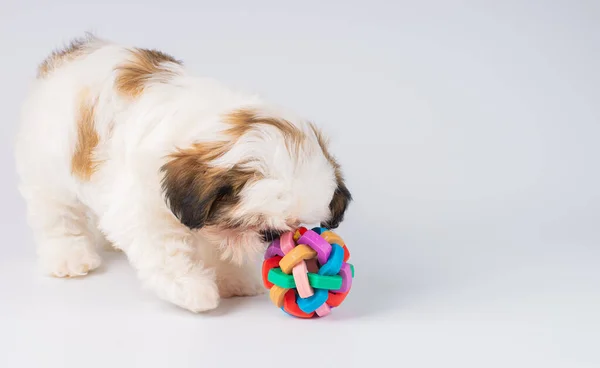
321 175 352 230
308 123 352 230
161 149 253 230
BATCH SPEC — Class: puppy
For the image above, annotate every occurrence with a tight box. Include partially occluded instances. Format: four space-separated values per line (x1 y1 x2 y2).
15 34 351 312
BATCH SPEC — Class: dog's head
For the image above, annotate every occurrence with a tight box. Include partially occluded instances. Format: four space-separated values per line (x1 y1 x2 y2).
161 107 351 262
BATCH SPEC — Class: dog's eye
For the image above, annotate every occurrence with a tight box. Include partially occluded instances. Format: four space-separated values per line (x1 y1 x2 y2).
260 229 284 243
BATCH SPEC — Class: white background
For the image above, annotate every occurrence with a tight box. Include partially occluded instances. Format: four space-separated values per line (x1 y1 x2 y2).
1 1 599 367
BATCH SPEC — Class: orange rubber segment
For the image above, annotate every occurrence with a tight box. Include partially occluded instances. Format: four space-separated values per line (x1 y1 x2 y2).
320 231 346 247
327 290 350 307
279 244 317 274
262 256 283 288
293 227 308 242
283 290 314 318
343 246 350 262
269 285 288 308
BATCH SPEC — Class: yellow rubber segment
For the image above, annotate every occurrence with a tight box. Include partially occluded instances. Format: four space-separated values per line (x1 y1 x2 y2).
320 231 346 247
279 244 317 274
269 285 288 308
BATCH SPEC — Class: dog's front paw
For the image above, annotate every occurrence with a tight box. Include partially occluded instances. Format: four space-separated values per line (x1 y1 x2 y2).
218 278 266 298
154 268 220 313
217 262 266 298
39 238 102 277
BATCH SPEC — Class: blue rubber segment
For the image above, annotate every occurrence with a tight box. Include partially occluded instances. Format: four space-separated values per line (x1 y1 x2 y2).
318 243 344 276
297 288 329 314
311 227 327 235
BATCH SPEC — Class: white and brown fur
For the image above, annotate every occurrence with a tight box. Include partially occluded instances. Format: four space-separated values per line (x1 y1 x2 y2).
15 34 351 312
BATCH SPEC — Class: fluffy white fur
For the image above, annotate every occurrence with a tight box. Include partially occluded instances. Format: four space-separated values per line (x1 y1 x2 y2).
15 37 346 312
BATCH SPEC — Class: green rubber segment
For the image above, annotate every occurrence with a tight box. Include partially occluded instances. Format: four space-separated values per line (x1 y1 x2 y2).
267 263 354 290
308 272 342 290
267 268 296 289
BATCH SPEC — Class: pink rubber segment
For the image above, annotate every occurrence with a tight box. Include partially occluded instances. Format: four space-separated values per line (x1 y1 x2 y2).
292 261 314 298
279 231 295 254
264 238 284 259
297 230 332 265
315 303 331 317
334 263 353 293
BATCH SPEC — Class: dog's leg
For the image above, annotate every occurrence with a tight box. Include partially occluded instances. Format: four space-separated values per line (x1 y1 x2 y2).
99 205 220 313
199 230 267 298
85 211 119 252
216 257 266 298
20 187 102 277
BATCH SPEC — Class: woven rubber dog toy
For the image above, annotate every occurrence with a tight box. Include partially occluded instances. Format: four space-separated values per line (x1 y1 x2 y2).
262 226 355 318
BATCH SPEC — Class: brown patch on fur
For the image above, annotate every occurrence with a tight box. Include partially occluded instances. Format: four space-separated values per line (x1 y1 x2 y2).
114 48 182 97
71 89 101 181
309 123 352 229
37 34 99 78
161 143 262 230
224 108 306 154
309 123 339 170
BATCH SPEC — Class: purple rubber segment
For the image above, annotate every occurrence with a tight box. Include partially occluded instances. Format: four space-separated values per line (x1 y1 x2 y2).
264 238 284 259
334 263 352 293
297 230 332 265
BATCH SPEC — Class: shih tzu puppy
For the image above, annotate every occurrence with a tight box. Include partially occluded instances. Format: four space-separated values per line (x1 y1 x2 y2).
15 34 351 312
